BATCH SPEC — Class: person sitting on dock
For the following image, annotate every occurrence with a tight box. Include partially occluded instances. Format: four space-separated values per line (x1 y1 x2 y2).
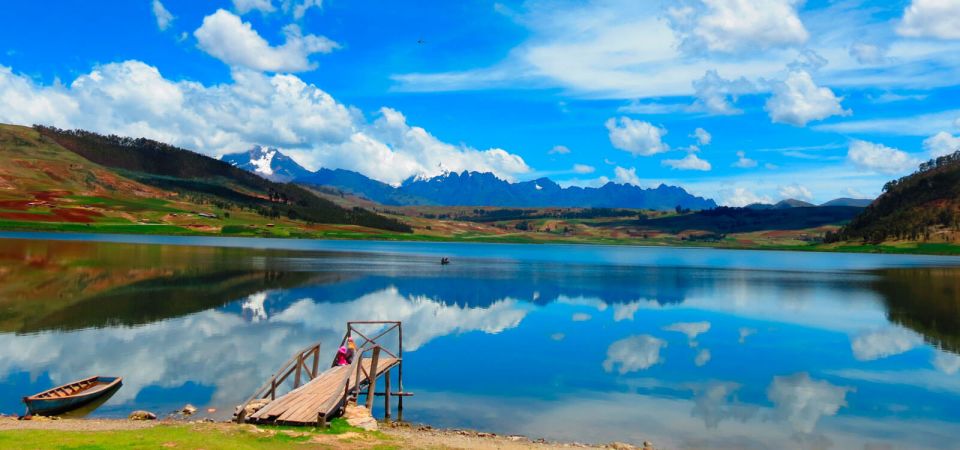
345 337 356 364
335 346 349 366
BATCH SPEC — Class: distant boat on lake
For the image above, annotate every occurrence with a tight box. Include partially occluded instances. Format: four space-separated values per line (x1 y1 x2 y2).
23 376 122 416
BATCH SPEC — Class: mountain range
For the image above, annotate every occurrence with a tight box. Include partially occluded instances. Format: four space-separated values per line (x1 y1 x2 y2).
224 147 718 210
746 198 873 210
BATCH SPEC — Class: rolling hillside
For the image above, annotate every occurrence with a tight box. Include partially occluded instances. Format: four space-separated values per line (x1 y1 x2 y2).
0 124 410 235
831 150 960 244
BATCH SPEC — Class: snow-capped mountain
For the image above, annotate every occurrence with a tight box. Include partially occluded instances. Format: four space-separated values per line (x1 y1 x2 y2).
221 146 312 182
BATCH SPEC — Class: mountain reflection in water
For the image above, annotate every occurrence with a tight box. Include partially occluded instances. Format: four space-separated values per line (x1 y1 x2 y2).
1 235 959 450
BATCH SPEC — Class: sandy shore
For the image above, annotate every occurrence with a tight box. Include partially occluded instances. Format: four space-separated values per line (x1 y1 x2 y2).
0 417 653 450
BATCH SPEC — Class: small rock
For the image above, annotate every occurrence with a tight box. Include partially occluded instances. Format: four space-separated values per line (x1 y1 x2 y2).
181 404 197 415
129 410 157 421
342 403 378 431
242 399 270 417
508 435 525 442
608 443 637 450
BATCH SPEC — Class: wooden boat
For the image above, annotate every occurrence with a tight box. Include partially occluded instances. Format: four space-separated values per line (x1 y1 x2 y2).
23 376 123 416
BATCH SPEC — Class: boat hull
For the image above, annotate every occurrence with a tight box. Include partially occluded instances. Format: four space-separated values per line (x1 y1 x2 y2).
23 376 123 416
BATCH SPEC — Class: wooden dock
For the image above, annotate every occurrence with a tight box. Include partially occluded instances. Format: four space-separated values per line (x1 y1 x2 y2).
236 321 410 426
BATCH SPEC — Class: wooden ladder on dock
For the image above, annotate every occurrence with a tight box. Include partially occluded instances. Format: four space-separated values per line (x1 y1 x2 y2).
236 321 411 426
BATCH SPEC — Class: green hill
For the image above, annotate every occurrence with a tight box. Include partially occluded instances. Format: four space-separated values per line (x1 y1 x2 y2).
830 150 960 244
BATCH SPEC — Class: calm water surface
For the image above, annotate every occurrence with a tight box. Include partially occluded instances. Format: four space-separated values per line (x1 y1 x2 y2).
1 232 959 450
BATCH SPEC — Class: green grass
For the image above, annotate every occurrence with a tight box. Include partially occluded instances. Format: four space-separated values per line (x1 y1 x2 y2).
0 220 197 235
0 420 394 450
66 195 183 213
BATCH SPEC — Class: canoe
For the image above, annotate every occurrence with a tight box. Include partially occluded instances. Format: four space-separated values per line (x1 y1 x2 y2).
23 376 123 416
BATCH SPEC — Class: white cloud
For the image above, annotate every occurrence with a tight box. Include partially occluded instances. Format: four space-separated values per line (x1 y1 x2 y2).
738 327 757 344
605 117 669 156
233 0 276 14
814 109 960 137
618 99 689 115
571 312 592 322
732 150 757 168
722 187 773 207
765 71 850 126
194 9 338 72
573 164 595 174
691 70 755 115
691 127 712 145
283 0 324 19
665 0 809 54
778 183 813 201
151 0 174 31
923 131 960 157
847 140 920 175
933 351 960 375
851 327 924 361
0 61 530 185
694 348 711 367
897 0 960 40
549 145 571 154
849 43 887 64
663 321 711 344
613 166 642 186
662 153 712 171
602 335 667 374
612 301 643 322
767 373 851 434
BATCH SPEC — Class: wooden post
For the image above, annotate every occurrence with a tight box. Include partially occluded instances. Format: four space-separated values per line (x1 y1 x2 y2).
312 346 320 377
294 353 303 388
365 346 381 410
270 377 276 400
384 369 391 419
398 323 404 419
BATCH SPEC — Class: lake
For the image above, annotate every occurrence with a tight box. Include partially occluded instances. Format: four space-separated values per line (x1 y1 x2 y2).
1 232 959 449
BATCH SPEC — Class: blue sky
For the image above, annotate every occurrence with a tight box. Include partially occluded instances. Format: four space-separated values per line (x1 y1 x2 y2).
1 0 959 205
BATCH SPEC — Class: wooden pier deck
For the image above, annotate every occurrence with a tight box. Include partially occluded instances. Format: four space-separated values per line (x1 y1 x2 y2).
248 356 398 425
237 321 409 426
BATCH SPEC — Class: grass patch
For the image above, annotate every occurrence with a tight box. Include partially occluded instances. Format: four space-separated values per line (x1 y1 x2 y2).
0 220 197 235
0 420 391 450
67 195 182 213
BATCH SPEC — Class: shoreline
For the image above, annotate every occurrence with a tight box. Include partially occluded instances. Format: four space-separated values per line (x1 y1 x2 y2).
0 416 654 450
2 227 960 257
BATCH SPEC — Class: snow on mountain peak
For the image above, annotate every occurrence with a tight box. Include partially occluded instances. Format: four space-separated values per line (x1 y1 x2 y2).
249 147 276 176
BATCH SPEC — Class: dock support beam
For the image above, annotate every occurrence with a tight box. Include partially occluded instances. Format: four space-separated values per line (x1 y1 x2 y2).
384 369 391 419
365 346 381 410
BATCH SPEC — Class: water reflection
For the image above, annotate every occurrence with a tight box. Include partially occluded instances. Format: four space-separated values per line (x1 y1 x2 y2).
1 236 959 449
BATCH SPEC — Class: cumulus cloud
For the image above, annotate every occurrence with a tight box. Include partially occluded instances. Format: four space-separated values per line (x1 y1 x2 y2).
851 327 924 361
666 0 809 54
662 153 712 171
283 0 324 19
933 351 960 375
605 117 669 156
778 183 813 201
767 373 851 434
691 70 755 115
0 61 530 185
897 0 960 40
691 382 757 429
732 150 757 168
152 0 174 31
549 145 571 155
691 127 712 146
194 9 338 72
765 71 850 126
613 166 642 186
573 164 595 174
923 131 960 157
722 187 773 207
664 321 711 346
694 348 711 366
847 140 920 175
602 335 667 374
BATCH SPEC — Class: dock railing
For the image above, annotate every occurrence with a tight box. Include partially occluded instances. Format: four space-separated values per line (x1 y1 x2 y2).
234 342 321 422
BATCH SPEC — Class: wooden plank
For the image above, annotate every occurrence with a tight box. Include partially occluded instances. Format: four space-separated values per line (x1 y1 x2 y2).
365 347 381 410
